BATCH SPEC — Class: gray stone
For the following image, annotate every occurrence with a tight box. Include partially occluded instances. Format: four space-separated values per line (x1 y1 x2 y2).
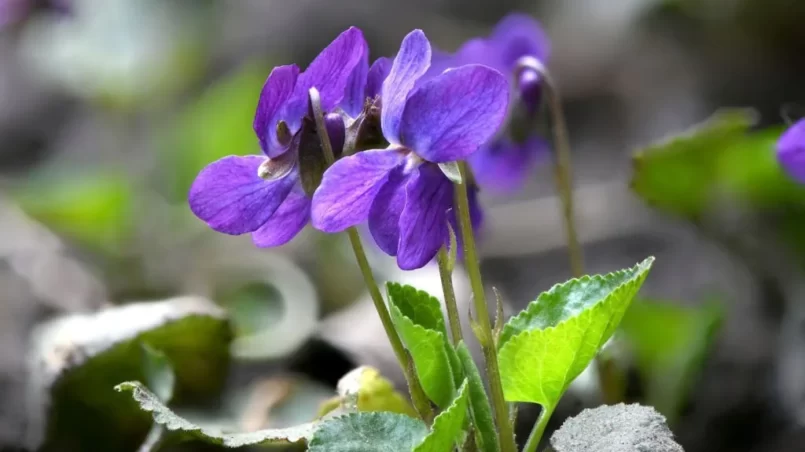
550 403 684 452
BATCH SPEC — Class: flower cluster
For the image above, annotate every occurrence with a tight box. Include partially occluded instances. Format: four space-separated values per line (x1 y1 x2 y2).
190 16 550 269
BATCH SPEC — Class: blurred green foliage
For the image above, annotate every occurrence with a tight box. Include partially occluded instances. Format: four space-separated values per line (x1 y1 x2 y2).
159 62 271 202
13 171 135 253
38 303 231 451
622 299 723 425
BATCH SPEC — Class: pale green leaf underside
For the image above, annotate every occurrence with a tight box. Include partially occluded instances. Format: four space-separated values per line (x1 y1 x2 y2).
116 381 316 447
414 381 469 452
308 412 428 452
388 283 455 408
499 258 654 406
456 343 498 452
500 257 655 349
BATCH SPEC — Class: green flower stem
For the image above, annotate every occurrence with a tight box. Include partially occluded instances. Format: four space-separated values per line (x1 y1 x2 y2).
437 247 463 345
310 88 433 422
454 162 517 452
517 58 584 278
523 404 556 452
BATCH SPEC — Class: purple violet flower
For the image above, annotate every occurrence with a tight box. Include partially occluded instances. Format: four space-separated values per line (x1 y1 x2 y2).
188 27 369 247
778 118 805 183
450 13 552 194
310 30 509 270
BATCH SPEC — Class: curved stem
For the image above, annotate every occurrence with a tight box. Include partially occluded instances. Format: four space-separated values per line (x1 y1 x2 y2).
310 88 433 421
454 162 517 452
437 247 462 345
523 404 556 452
517 58 584 278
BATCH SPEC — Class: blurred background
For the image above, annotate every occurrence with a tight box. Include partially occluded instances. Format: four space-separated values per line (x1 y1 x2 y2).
2 0 805 451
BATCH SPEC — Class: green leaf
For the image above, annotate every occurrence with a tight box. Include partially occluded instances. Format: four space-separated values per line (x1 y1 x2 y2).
319 366 417 418
308 412 428 452
414 380 470 452
621 299 723 424
387 283 458 407
13 171 135 253
631 109 756 218
116 381 317 447
500 258 655 349
498 258 654 407
140 344 175 403
27 297 231 451
456 342 498 452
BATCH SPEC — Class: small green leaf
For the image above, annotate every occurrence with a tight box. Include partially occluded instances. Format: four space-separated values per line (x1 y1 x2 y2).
631 109 756 218
308 412 428 452
387 283 457 407
621 299 723 424
499 258 654 407
456 343 498 452
321 366 417 417
116 381 318 447
140 344 175 403
414 380 470 452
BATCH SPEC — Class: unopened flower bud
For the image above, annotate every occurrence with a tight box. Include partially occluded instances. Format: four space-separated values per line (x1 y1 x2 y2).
324 113 346 157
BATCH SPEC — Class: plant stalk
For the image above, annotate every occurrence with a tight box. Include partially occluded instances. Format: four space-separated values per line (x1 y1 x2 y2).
437 247 463 345
453 162 517 452
523 404 556 452
518 58 584 278
310 88 433 421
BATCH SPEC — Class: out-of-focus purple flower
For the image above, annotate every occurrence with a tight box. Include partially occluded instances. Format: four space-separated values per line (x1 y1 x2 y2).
189 27 368 247
446 13 552 194
454 13 550 112
778 119 805 183
311 30 508 270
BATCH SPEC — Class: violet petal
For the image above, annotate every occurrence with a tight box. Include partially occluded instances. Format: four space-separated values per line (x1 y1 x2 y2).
252 184 311 247
283 27 369 133
341 47 369 118
366 57 392 100
311 148 405 232
400 65 509 163
490 13 551 69
778 119 805 183
253 65 301 157
469 136 548 193
189 155 296 235
381 29 432 145
368 166 409 256
397 165 452 270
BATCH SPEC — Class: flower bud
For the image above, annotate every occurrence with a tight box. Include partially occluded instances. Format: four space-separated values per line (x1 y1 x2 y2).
324 113 346 157
517 67 542 115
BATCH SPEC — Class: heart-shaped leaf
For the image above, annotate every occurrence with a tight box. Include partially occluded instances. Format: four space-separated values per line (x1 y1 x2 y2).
26 296 231 451
387 283 461 408
498 258 654 407
116 381 317 447
631 109 756 219
413 380 469 452
308 412 428 452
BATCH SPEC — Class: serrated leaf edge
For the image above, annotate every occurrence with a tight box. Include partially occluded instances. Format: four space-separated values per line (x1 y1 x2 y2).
500 257 655 349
